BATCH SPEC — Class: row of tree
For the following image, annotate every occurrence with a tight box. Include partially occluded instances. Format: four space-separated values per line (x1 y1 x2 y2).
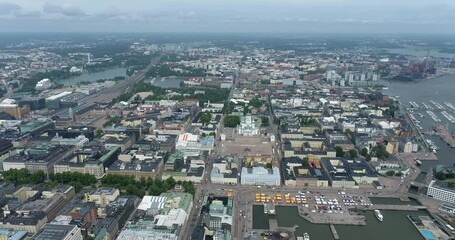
1 169 196 197
101 174 196 197
335 146 358 159
2 169 46 185
1 169 96 192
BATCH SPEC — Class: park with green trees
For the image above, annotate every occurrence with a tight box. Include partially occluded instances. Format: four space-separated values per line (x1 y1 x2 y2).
101 174 195 197
1 169 196 197
224 115 241 127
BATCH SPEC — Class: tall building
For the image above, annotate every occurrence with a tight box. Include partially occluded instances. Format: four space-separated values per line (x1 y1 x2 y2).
0 99 30 119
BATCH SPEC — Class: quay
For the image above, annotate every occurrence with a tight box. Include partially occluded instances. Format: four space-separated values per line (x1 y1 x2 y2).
434 124 455 147
358 204 426 211
297 205 366 226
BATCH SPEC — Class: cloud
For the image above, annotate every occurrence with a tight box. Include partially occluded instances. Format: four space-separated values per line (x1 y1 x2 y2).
14 10 41 18
178 10 197 19
0 2 21 15
43 2 86 17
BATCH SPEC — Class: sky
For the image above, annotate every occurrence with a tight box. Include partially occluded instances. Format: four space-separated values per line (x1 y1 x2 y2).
0 0 454 33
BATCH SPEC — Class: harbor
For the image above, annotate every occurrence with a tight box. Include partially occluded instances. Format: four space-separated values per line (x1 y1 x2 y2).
250 187 451 240
253 204 432 240
405 98 455 152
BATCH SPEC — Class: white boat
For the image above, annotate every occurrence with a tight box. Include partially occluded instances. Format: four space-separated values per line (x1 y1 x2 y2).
374 210 383 222
304 233 310 240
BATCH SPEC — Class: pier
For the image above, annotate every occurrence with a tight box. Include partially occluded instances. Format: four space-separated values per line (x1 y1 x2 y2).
269 219 279 231
434 124 455 148
358 204 426 211
400 102 430 150
330 224 340 240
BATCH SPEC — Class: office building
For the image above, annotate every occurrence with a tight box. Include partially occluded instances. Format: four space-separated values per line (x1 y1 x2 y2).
427 180 455 204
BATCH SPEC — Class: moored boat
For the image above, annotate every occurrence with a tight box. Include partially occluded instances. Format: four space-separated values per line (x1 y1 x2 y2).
374 209 383 222
304 232 310 240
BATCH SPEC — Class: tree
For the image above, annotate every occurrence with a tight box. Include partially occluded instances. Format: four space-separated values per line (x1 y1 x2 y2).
395 172 403 177
335 147 345 157
346 149 358 158
373 145 390 159
133 94 142 103
435 171 447 180
266 163 273 169
261 117 270 127
181 181 196 197
200 112 212 126
165 177 176 188
29 171 46 184
385 170 395 176
360 147 369 157
224 115 241 128
2 169 46 185
302 157 309 166
249 98 264 108
95 129 104 138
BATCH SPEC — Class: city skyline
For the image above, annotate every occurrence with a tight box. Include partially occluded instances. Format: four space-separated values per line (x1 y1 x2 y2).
1 0 455 33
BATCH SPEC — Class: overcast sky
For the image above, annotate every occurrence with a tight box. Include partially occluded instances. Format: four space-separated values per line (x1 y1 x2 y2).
1 0 454 33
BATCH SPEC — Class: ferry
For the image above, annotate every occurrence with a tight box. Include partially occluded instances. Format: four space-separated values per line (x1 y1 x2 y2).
374 210 383 222
304 233 310 240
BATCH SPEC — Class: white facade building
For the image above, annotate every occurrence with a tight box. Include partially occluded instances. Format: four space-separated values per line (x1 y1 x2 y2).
427 180 455 204
237 114 260 136
241 167 281 186
35 78 52 91
175 133 214 158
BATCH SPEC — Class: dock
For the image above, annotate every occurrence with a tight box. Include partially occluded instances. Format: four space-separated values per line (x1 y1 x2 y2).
330 224 340 240
400 103 430 150
434 124 455 147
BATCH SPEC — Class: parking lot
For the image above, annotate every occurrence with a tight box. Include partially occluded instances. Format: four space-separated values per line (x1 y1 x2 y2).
251 189 374 225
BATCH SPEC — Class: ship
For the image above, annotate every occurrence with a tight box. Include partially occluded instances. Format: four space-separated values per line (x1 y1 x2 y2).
374 210 383 222
304 233 310 240
415 159 422 166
